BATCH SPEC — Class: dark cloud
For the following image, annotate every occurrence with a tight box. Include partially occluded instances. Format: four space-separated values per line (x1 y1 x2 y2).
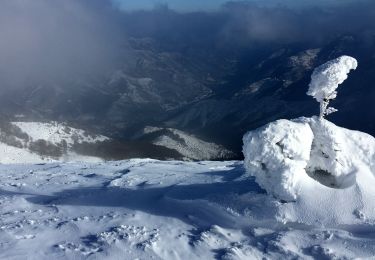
218 1 375 47
0 0 374 91
113 0 375 52
0 0 126 89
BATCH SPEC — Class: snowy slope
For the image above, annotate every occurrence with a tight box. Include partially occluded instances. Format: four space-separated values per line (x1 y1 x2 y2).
1 159 375 259
0 143 52 164
0 122 109 164
1 122 235 162
12 122 109 147
0 140 106 164
139 126 235 160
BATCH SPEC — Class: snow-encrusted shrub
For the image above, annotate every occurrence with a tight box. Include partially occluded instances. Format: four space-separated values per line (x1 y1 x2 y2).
305 117 358 189
243 56 375 204
307 55 357 118
243 117 375 202
243 119 313 201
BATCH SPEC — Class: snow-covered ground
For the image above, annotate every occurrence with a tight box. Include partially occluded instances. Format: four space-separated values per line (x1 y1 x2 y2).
1 159 375 259
0 142 106 164
0 143 51 164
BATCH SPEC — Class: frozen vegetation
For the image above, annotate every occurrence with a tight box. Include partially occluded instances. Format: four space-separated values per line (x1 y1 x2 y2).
307 55 357 118
243 56 375 226
1 56 375 259
243 116 375 225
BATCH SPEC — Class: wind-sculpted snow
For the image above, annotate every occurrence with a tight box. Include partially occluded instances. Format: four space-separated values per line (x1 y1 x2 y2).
1 159 375 259
243 116 375 226
243 119 314 201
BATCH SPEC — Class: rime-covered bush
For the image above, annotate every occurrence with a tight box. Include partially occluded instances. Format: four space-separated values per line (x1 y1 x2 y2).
243 119 313 201
307 55 357 118
242 56 375 225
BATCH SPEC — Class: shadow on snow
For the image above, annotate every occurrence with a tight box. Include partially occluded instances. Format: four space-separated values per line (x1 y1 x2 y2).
23 164 265 229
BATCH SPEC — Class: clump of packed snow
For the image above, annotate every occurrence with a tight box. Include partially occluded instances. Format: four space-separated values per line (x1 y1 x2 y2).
243 116 375 225
305 117 375 188
307 55 357 118
243 119 314 201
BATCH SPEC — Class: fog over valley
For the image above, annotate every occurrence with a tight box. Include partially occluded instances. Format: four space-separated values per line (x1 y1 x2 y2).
0 0 375 159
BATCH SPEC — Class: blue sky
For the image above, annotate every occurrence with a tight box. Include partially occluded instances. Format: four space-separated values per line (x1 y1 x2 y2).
111 0 227 11
111 0 356 11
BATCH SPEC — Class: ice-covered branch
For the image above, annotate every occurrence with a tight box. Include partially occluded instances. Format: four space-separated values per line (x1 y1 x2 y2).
307 55 358 118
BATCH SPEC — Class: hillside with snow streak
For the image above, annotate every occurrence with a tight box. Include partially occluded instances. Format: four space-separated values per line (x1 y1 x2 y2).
0 121 109 163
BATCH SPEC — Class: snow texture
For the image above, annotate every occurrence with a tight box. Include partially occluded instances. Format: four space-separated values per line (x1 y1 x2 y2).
307 55 357 103
243 119 313 201
243 116 375 226
2 159 375 259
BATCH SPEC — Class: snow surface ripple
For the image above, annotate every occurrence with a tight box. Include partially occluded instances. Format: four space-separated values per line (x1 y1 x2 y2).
1 159 375 259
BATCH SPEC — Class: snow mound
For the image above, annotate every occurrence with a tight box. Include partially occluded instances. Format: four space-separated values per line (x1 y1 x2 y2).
243 119 314 201
243 117 375 225
307 55 357 103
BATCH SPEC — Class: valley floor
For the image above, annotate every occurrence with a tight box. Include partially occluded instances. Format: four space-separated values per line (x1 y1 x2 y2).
0 159 374 259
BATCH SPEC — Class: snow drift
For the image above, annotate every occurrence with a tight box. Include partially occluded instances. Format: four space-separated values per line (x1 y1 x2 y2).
243 119 314 201
243 116 375 225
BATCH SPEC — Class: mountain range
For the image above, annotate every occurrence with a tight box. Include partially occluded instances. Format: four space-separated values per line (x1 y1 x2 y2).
1 6 374 160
